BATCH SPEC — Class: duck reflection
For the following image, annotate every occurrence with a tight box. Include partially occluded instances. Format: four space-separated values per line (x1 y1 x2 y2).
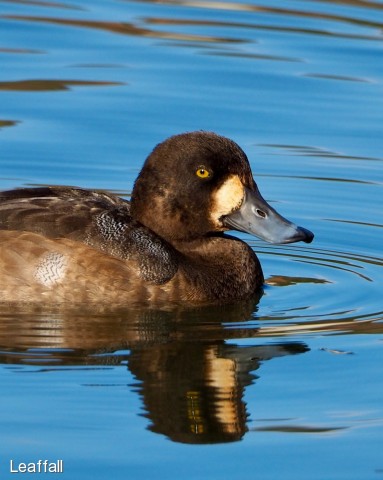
0 298 308 444
129 339 307 444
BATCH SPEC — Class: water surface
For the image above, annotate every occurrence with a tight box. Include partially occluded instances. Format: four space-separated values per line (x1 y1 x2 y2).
0 0 382 479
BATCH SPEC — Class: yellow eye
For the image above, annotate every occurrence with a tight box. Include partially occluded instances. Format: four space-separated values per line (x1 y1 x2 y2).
196 167 210 179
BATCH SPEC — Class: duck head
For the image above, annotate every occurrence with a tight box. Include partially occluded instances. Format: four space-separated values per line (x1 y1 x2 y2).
130 131 314 244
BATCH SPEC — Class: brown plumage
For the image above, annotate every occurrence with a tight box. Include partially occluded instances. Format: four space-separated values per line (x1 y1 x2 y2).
0 131 313 307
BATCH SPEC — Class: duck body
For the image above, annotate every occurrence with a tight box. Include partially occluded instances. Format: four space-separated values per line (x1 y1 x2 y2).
0 132 313 306
0 187 261 304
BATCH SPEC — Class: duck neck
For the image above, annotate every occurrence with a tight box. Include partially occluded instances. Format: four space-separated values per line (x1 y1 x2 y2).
174 235 264 302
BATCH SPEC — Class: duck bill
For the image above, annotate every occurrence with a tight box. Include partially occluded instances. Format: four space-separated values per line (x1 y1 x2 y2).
223 187 314 244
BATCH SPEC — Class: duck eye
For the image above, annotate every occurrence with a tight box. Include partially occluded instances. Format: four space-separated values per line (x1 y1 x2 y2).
196 167 210 179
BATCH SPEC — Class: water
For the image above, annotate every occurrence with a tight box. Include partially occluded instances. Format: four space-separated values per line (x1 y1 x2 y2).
1 0 383 478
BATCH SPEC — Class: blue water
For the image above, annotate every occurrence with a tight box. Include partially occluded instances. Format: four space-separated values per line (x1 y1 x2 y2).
1 0 383 479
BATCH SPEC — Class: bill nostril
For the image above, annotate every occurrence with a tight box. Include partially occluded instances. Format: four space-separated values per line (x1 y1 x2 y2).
256 209 266 218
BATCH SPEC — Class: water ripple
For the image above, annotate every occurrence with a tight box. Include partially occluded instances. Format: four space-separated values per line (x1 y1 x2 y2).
259 144 383 162
143 14 383 41
3 14 247 44
3 0 84 10
136 0 383 31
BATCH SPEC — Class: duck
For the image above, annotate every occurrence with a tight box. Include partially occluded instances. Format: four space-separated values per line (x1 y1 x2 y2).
0 131 313 306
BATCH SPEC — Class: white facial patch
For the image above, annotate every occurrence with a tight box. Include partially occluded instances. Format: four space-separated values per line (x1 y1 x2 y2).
34 252 68 287
210 175 245 226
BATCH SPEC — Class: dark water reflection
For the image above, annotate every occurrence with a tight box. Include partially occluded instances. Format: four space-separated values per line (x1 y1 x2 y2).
3 14 246 44
130 339 307 443
0 299 312 444
0 119 18 128
1 300 382 444
0 79 123 91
